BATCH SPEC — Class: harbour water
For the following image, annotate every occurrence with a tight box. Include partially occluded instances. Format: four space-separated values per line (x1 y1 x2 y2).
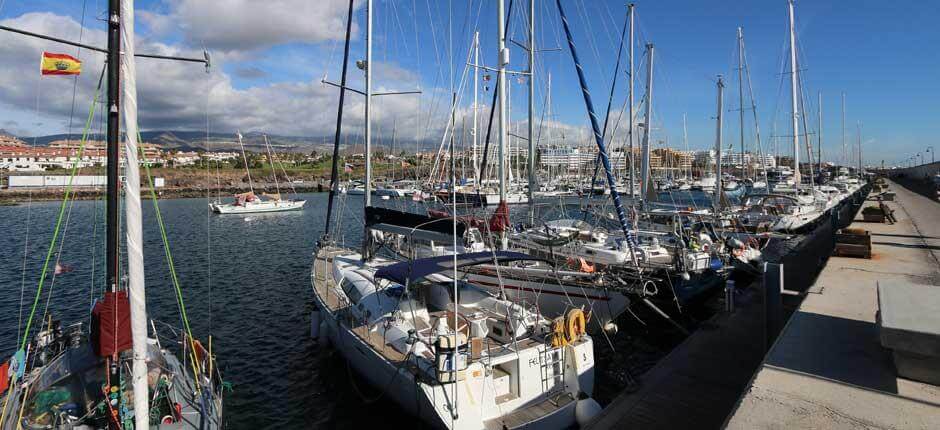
0 193 366 428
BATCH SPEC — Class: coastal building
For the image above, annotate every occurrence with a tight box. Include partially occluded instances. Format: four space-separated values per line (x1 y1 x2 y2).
720 152 777 169
0 134 26 147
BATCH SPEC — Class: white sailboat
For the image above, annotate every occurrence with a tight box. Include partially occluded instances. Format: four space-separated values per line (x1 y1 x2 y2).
312 250 598 429
311 2 600 428
210 132 305 214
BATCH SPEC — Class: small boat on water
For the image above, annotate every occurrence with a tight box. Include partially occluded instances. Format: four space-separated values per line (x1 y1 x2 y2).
210 191 305 214
210 132 306 214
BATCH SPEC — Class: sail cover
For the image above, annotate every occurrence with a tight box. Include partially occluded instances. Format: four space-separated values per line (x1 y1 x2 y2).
121 1 151 427
91 291 132 356
374 251 544 285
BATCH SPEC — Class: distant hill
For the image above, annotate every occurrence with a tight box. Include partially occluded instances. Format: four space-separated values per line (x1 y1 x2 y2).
16 130 437 154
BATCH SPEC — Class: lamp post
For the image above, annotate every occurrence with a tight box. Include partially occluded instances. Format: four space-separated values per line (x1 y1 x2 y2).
927 146 934 163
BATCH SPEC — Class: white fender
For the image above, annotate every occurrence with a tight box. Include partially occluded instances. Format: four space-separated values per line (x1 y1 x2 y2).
575 398 603 426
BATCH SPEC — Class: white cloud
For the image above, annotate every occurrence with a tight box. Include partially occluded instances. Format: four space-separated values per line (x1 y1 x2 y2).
152 0 361 53
0 12 436 142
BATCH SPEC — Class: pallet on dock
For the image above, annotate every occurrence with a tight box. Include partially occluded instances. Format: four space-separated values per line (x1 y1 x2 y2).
861 206 886 223
833 228 872 259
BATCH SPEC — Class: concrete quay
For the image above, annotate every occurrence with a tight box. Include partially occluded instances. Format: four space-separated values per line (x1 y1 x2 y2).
725 180 940 429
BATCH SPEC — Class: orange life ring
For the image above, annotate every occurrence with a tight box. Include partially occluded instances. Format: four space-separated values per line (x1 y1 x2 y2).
565 309 586 343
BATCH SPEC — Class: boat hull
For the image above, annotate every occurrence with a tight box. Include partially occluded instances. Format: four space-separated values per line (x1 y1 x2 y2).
210 199 306 214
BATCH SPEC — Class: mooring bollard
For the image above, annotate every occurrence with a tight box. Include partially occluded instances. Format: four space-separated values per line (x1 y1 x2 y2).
763 262 784 352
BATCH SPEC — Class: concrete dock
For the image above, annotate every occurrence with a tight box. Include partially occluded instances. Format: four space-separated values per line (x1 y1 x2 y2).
725 180 940 429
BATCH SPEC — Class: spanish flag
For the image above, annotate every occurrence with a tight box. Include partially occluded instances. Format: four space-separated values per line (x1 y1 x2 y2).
40 52 81 76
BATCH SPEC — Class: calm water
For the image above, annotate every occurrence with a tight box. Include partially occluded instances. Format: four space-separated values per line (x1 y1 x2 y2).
0 190 715 428
0 193 425 428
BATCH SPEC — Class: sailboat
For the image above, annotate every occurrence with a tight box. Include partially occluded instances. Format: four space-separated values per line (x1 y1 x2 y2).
311 2 599 429
209 132 305 214
0 1 223 428
738 0 825 233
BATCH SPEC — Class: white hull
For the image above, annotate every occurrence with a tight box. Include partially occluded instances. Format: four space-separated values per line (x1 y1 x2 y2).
311 249 597 430
210 199 306 214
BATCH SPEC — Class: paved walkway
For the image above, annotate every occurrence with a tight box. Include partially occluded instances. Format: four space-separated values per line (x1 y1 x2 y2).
725 180 940 429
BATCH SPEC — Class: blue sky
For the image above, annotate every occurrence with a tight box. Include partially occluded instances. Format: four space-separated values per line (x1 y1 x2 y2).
0 0 937 167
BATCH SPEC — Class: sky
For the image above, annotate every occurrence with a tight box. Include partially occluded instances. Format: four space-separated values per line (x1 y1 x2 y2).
0 0 937 167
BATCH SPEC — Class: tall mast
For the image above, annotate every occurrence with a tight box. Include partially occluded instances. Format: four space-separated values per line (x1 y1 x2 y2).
364 0 373 208
788 0 801 186
714 75 725 211
237 132 254 193
817 91 823 175
841 92 846 168
106 0 120 293
683 113 690 180
640 43 654 207
628 4 636 198
322 0 356 239
472 31 480 184
737 27 746 180
555 0 638 267
497 0 509 248
118 0 149 427
527 0 536 223
857 121 863 174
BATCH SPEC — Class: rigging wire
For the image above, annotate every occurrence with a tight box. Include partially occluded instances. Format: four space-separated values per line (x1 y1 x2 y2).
19 67 105 351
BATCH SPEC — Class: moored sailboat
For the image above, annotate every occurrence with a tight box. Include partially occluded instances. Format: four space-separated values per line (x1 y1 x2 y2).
0 1 223 428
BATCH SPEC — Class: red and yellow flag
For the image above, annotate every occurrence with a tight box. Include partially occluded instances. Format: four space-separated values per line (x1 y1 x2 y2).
40 52 81 76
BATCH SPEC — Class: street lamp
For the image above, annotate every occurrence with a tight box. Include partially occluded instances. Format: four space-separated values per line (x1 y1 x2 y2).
927 146 935 163
918 153 923 165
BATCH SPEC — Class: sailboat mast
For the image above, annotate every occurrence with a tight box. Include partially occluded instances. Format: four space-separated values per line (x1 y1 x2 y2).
628 4 635 198
118 0 150 426
788 0 801 186
237 132 254 193
322 0 356 238
497 0 509 248
106 0 120 292
714 75 724 210
364 0 373 208
737 27 746 180
683 113 690 180
640 44 654 207
817 91 823 175
841 92 846 168
857 121 863 174
472 32 480 184
527 0 536 223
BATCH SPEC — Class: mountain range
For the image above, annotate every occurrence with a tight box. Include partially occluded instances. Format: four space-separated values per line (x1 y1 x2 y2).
5 130 438 154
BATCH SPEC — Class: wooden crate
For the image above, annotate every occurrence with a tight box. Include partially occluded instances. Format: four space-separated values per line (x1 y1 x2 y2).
834 229 872 259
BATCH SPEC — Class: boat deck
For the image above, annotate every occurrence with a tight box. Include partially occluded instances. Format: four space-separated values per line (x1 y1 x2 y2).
313 248 550 365
313 248 407 363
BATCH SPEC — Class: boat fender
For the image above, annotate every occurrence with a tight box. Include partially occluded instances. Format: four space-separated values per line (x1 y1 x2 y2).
565 309 586 343
575 397 602 426
603 322 619 335
550 317 568 348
